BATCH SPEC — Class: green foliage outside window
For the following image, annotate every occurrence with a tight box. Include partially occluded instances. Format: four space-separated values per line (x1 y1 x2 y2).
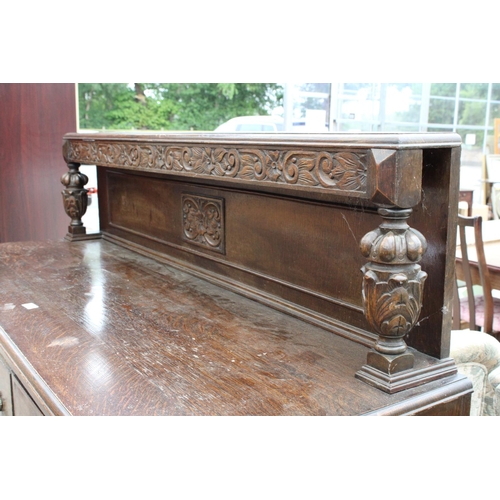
78 83 284 131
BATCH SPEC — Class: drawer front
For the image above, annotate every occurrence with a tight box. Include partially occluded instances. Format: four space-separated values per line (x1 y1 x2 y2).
0 355 12 416
12 375 43 416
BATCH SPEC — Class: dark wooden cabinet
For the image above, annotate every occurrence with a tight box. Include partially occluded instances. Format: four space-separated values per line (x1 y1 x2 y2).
11 375 43 416
0 239 472 416
0 353 12 416
0 131 473 415
0 83 77 243
0 350 43 416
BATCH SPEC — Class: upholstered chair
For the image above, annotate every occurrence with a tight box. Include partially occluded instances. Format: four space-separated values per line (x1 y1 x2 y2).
450 329 500 416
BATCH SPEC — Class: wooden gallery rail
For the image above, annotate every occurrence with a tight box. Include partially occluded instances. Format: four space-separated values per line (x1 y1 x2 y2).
0 132 472 415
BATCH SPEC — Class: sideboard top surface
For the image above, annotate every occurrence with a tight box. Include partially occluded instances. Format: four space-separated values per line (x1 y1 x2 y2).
0 240 468 416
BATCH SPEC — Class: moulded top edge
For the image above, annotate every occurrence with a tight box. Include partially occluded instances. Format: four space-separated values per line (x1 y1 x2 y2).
63 131 462 149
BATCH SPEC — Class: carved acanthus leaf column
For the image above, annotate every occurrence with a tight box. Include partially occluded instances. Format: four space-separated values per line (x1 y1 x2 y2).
61 161 90 241
355 207 428 393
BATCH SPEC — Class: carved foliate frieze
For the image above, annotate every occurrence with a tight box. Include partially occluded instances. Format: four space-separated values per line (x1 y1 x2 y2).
63 140 368 194
182 195 225 254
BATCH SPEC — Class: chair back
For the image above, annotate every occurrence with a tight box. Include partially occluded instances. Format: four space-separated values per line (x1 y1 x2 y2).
453 215 495 332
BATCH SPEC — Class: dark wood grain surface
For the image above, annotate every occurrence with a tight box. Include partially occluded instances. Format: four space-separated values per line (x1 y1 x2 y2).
98 169 379 344
0 240 470 415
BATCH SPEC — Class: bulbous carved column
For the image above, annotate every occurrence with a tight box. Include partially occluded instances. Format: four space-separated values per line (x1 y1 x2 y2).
356 207 428 393
61 162 89 240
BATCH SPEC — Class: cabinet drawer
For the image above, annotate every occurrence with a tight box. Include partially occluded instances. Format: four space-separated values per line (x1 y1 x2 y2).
12 375 43 416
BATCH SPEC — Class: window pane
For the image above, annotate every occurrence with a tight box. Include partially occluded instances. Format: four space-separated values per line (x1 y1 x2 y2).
430 83 456 97
387 83 423 94
456 128 484 149
382 123 420 132
297 96 329 113
427 125 455 132
338 120 375 132
491 83 500 101
298 83 330 93
429 98 455 124
341 83 379 98
486 130 497 152
460 83 488 99
339 95 379 123
384 84 421 124
489 103 500 126
458 100 486 126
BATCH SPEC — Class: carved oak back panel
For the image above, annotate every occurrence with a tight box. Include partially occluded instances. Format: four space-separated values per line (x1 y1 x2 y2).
62 133 461 364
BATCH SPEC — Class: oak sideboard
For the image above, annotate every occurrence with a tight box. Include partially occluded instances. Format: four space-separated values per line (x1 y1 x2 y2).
0 132 472 416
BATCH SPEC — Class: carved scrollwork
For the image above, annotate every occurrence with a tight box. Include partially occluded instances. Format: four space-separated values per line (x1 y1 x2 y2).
64 140 368 194
316 151 367 190
182 195 225 254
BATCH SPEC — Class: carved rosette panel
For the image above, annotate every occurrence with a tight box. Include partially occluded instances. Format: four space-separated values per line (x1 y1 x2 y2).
182 195 225 254
360 208 427 357
61 162 89 235
63 140 368 194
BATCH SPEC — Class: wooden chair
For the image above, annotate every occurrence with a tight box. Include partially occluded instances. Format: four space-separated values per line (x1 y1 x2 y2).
453 214 500 336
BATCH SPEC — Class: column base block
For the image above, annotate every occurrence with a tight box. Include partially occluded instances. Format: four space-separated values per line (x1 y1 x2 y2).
356 349 458 394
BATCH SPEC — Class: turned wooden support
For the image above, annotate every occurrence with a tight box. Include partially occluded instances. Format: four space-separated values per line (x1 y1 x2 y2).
356 207 428 392
61 162 89 240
